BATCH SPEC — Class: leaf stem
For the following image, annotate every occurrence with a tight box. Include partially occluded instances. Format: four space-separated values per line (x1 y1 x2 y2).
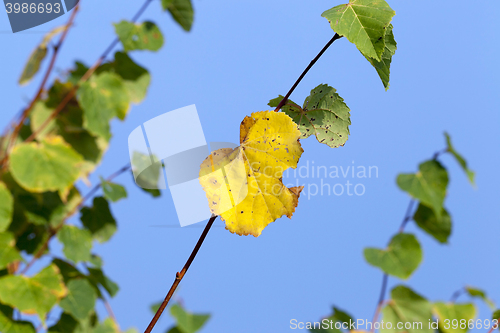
274 33 342 112
449 287 465 302
19 164 131 275
398 200 415 233
144 215 218 333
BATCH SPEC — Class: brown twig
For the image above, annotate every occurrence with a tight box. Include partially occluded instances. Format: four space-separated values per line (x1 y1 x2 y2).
487 318 499 333
19 164 131 275
274 33 342 112
103 296 120 330
0 3 80 169
144 215 218 333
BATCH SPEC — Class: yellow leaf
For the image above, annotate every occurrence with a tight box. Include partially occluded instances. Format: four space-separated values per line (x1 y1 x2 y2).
199 111 304 237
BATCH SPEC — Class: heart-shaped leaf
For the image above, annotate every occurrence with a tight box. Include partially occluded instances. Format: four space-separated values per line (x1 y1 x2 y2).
199 111 303 237
322 0 395 61
397 160 448 218
114 21 164 52
364 233 422 279
433 303 476 333
413 203 451 244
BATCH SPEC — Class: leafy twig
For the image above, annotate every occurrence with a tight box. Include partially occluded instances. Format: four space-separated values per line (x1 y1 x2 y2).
370 199 415 333
0 3 80 169
144 215 218 333
274 33 342 112
488 318 500 333
19 164 131 275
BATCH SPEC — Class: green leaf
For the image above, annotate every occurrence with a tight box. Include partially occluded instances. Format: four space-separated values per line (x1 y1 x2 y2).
493 309 500 320
131 152 162 197
52 259 85 284
465 286 495 310
57 225 93 263
267 95 288 108
87 267 119 298
364 233 422 279
77 72 130 141
19 26 64 86
162 0 194 31
9 136 84 195
445 133 475 185
100 177 127 203
433 303 476 333
381 285 433 333
413 203 451 244
114 21 164 52
397 160 448 218
170 303 210 333
281 84 351 148
0 232 23 269
0 304 36 333
59 279 97 320
80 197 117 243
47 313 79 333
364 24 397 90
93 318 118 333
29 101 57 140
0 182 14 232
0 264 66 319
321 0 395 61
309 307 354 333
113 52 151 104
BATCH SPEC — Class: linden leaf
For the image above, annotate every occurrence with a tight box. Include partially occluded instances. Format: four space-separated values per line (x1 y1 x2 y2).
433 303 476 333
272 84 351 148
19 26 65 86
0 264 66 320
322 0 395 61
9 136 84 195
114 20 164 52
162 0 194 32
364 233 422 279
364 24 397 90
445 132 475 185
199 111 303 237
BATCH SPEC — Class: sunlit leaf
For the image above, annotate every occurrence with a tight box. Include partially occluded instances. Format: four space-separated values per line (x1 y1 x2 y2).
397 160 448 218
57 225 93 263
433 303 476 333
0 232 23 270
19 26 65 85
0 182 14 232
114 21 164 52
465 286 495 310
9 136 84 195
271 84 351 148
445 133 475 185
381 285 433 333
0 264 66 319
322 0 395 61
364 24 397 90
364 233 422 279
59 279 97 320
199 111 304 237
170 303 210 333
78 72 130 140
100 177 127 203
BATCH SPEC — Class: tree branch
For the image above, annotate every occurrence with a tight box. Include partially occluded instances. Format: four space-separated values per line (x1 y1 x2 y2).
144 215 218 333
274 33 342 112
1 3 80 168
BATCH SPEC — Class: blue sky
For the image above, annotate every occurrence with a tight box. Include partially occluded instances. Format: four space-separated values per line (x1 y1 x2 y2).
1 0 499 332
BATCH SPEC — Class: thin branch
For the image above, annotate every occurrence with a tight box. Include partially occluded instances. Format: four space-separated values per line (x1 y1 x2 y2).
0 4 80 168
488 318 500 333
450 287 465 303
274 33 342 112
370 274 389 333
24 0 155 144
19 164 131 275
144 215 218 333
370 199 416 332
103 296 120 331
398 200 416 233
